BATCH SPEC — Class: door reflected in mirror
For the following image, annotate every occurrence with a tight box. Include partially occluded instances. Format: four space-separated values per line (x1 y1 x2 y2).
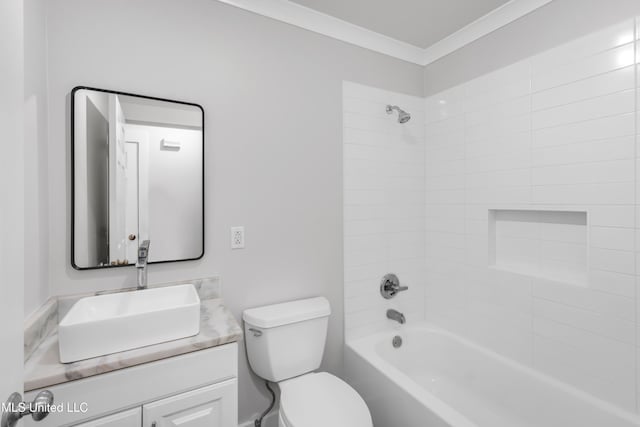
72 87 204 270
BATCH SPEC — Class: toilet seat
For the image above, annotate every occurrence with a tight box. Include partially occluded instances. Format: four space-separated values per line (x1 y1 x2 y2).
279 372 372 427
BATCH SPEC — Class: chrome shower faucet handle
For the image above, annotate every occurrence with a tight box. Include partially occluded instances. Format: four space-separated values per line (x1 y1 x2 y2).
380 273 408 299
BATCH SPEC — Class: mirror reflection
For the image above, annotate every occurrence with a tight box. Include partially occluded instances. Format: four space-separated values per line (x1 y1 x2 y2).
72 87 204 269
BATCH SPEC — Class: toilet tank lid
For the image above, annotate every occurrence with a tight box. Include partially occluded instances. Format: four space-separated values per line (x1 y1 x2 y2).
243 297 331 328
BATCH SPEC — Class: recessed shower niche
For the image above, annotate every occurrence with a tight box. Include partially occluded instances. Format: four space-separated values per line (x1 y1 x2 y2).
489 210 588 286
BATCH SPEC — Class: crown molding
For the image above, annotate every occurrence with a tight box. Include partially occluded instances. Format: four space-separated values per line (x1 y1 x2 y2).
216 0 425 64
217 0 555 66
421 0 554 65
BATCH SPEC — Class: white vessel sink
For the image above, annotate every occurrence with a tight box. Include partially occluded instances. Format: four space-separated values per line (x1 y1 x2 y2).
58 284 201 363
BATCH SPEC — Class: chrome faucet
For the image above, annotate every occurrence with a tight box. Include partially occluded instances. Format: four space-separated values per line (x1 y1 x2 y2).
387 309 406 324
136 240 151 290
380 273 409 299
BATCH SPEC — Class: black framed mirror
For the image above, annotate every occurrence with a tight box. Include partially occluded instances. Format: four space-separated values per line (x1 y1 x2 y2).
71 87 204 270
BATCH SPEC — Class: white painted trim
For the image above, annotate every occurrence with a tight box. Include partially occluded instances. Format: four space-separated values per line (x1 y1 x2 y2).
217 0 424 64
216 0 555 66
421 0 555 65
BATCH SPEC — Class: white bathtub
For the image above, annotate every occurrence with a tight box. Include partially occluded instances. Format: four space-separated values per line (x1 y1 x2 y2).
345 323 640 427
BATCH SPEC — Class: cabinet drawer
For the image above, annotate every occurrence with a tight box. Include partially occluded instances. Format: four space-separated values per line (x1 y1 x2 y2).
73 408 141 427
143 379 237 427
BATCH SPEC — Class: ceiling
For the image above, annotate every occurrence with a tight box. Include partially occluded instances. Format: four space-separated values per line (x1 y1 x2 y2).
287 0 511 48
218 0 553 64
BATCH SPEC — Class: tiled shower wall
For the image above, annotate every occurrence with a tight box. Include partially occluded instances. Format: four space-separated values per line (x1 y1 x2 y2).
424 19 639 411
343 82 426 341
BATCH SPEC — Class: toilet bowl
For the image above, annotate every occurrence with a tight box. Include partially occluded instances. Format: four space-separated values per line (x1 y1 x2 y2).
243 297 372 427
278 372 372 427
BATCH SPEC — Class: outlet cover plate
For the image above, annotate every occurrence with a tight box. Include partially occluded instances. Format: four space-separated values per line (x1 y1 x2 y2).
231 226 245 249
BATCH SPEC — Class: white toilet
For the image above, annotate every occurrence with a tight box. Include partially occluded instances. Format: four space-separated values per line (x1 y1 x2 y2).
243 297 373 427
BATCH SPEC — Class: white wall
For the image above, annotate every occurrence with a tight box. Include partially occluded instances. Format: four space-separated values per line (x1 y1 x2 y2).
1 0 25 401
43 0 423 423
423 19 640 411
23 0 49 317
342 82 426 340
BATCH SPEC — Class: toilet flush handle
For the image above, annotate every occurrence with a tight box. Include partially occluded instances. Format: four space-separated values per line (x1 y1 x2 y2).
248 328 263 337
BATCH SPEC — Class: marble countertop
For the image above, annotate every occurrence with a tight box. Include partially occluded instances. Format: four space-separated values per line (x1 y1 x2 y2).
24 298 243 392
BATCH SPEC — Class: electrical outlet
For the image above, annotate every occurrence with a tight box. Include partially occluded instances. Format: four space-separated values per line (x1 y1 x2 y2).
231 226 245 249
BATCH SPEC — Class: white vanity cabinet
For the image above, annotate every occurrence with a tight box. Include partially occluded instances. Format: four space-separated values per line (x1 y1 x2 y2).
142 380 237 427
73 380 237 427
25 343 238 427
73 408 141 427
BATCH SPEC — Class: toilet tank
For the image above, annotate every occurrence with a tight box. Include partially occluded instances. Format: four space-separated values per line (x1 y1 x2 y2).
243 297 331 382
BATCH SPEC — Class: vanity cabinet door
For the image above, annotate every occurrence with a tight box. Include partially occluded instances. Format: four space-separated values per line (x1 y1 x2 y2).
73 408 141 427
142 379 237 427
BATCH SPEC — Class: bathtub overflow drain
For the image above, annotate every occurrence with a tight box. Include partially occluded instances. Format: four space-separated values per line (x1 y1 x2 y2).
392 335 402 348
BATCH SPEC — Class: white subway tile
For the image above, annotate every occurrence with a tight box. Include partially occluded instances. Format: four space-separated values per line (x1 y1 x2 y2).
466 168 531 190
425 86 465 121
350 25 640 407
532 44 635 92
465 151 531 174
532 66 635 111
532 182 634 205
589 269 635 298
465 132 530 159
533 113 635 148
344 84 428 338
344 219 385 236
532 277 634 321
425 115 465 138
533 298 634 343
532 159 634 185
344 189 385 206
425 244 465 263
344 127 390 147
590 226 635 251
590 247 635 275
532 136 635 166
466 186 531 205
465 114 530 143
589 205 635 228
531 20 635 74
426 158 465 177
425 215 464 232
386 217 425 233
426 173 465 191
465 95 530 127
532 89 635 130
344 264 382 283
344 205 386 221
534 317 635 371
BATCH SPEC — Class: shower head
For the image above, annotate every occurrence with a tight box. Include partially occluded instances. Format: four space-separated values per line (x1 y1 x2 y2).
386 105 411 124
